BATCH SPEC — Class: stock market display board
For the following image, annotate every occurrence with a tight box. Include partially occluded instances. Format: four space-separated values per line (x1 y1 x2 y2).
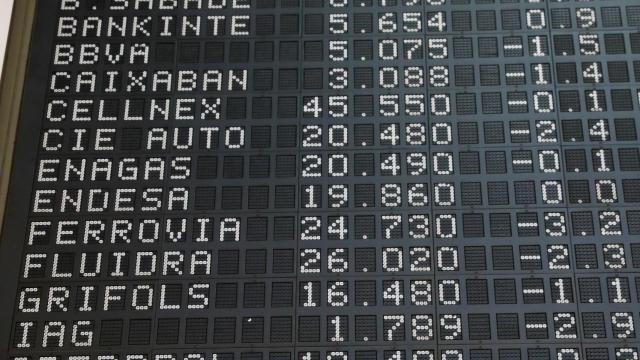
2 0 640 359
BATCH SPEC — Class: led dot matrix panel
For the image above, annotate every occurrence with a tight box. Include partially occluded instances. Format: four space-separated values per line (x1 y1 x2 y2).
2 0 640 359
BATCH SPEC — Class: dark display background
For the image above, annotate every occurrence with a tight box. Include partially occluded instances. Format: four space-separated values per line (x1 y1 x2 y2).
2 0 640 359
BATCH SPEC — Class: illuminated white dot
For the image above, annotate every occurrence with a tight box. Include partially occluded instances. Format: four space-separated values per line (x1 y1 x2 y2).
361 142 367 146
361 172 367 176
362 234 368 239
363 301 368 306
361 29 365 33
361 57 366 61
361 84 366 88
361 112 366 116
